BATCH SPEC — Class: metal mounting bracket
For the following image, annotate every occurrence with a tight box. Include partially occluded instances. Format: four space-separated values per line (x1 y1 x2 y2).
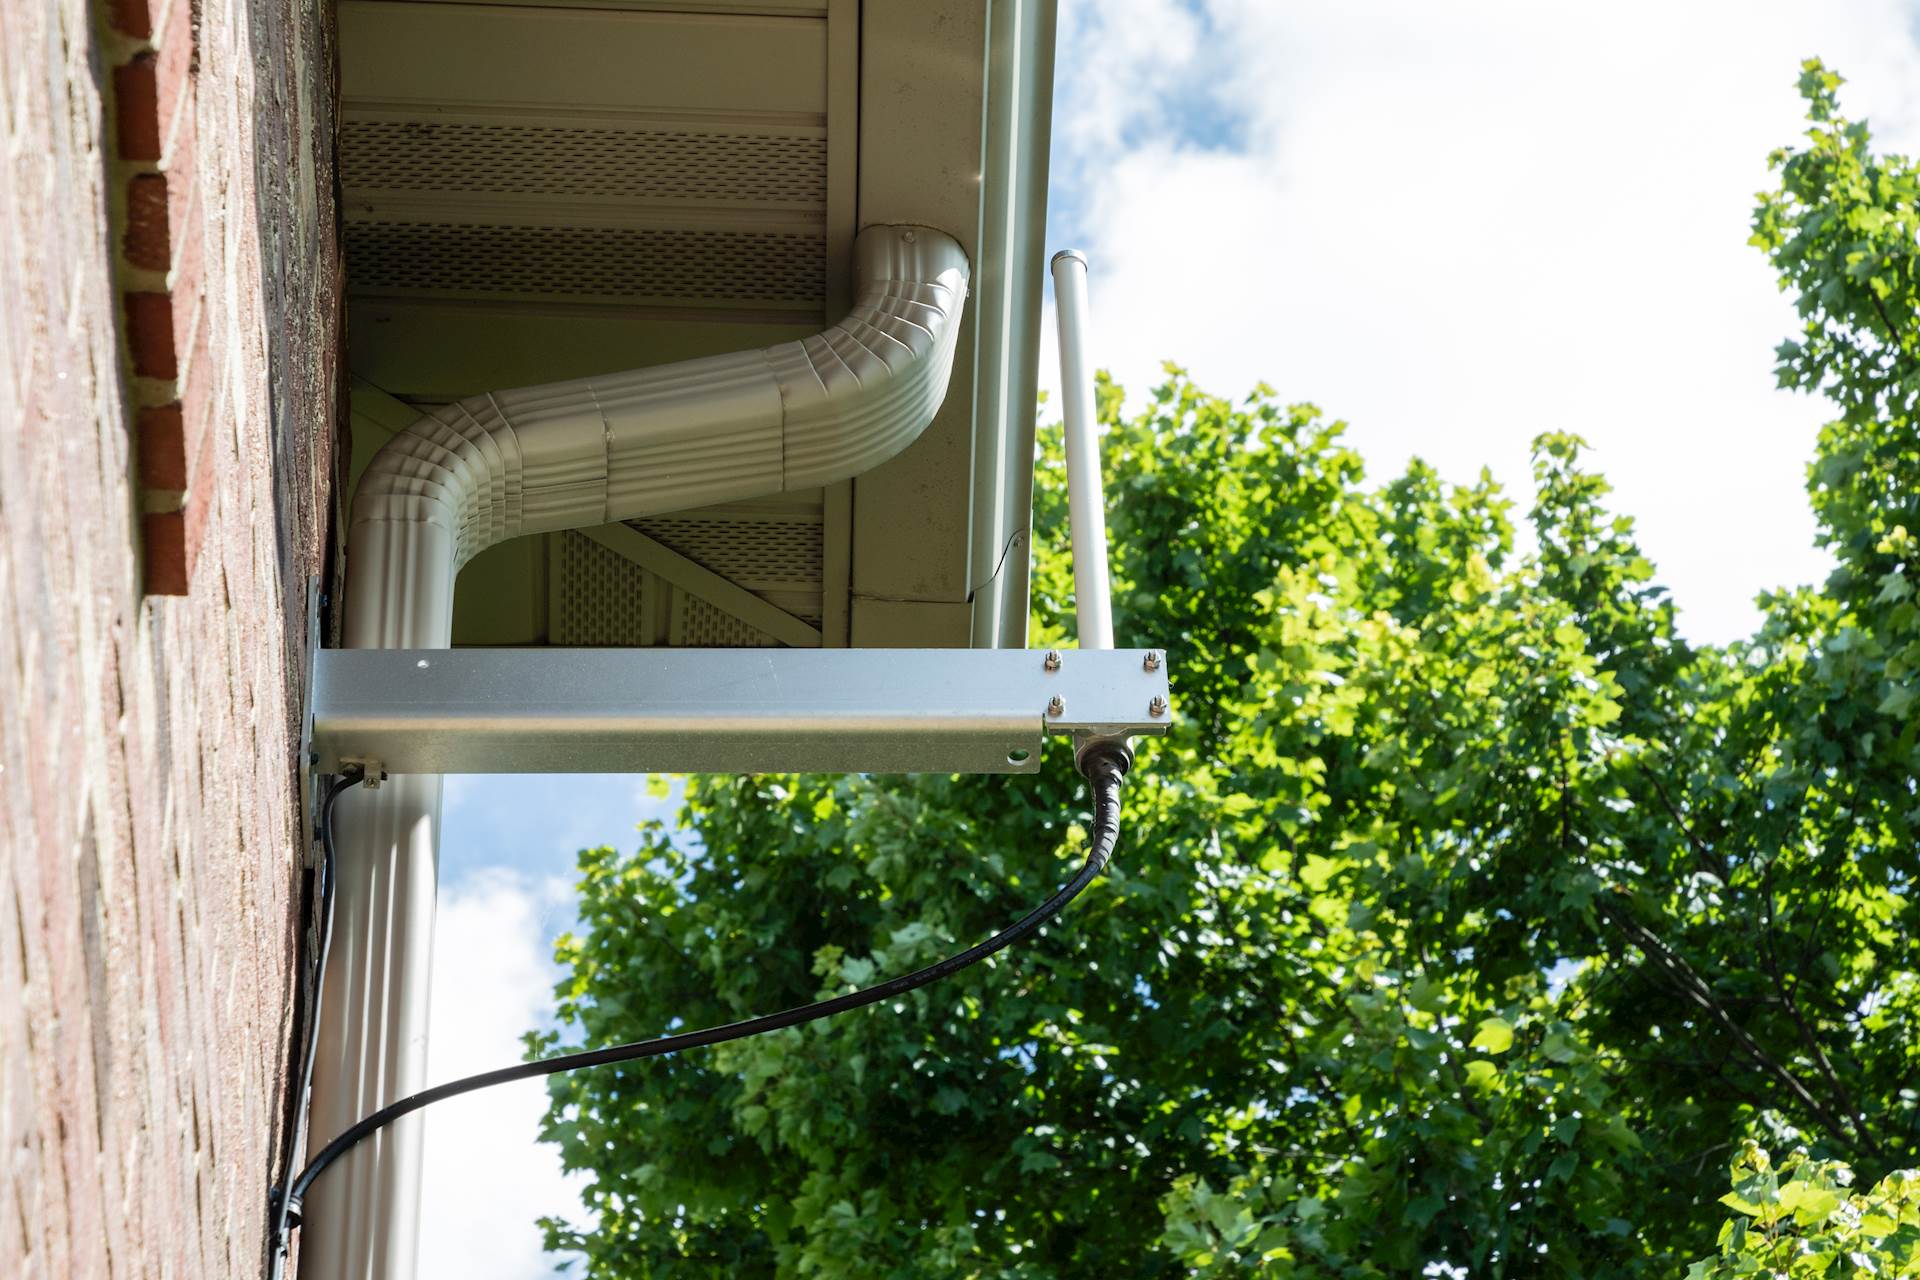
311 647 1172 775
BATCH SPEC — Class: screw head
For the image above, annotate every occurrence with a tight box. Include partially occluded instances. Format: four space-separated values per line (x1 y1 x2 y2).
1149 695 1169 717
1047 694 1065 717
1143 651 1161 672
1044 649 1062 672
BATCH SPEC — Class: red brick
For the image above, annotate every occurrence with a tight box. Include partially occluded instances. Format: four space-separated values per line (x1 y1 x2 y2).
108 0 154 38
137 404 187 490
114 54 161 162
124 173 172 270
142 511 189 595
124 291 177 379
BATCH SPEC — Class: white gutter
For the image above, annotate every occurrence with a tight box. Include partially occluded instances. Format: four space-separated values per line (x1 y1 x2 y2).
303 225 968 1280
967 0 1058 650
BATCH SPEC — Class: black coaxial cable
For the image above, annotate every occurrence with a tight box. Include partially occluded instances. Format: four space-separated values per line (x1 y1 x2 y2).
271 748 1129 1263
268 766 363 1280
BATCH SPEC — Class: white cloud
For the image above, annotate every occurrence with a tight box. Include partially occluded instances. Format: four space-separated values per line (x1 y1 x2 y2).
1044 0 1920 644
1053 0 1212 158
420 869 586 1279
418 777 677 1275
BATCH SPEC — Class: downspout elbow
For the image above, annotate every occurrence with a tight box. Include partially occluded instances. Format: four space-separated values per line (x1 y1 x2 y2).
343 225 969 647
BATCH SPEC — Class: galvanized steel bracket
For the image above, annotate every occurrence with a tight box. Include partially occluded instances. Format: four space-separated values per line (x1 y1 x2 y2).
311 647 1172 776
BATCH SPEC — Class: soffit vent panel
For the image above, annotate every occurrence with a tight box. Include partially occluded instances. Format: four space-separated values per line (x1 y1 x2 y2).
344 224 826 306
339 0 837 321
551 531 661 646
633 514 824 589
544 495 827 647
678 596 768 647
340 121 828 205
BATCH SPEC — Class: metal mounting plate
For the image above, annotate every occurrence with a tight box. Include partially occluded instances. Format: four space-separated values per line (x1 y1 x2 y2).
311 647 1171 775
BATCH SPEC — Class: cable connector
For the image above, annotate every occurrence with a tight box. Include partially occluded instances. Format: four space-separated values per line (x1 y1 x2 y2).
1074 734 1134 784
1076 743 1127 879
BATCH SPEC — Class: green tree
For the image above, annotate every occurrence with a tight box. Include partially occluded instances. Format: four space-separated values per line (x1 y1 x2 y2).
530 63 1919 1277
1686 1142 1920 1278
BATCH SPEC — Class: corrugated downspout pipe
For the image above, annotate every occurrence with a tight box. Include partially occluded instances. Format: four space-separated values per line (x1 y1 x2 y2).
304 225 968 1280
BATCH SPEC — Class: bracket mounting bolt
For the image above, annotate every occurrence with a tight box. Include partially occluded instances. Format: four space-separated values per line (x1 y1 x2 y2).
1143 651 1161 672
1149 695 1168 717
1044 649 1062 672
1047 694 1065 717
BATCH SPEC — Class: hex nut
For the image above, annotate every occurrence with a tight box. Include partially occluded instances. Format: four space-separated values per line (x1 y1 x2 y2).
1149 695 1168 717
1044 649 1062 672
1048 694 1065 717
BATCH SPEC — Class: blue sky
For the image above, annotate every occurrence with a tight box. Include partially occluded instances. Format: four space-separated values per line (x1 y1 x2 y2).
418 5 1920 1275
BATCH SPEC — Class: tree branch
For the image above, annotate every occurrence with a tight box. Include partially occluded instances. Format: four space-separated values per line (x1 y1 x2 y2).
1636 760 1726 884
1757 864 1881 1159
1866 288 1917 373
1592 892 1858 1155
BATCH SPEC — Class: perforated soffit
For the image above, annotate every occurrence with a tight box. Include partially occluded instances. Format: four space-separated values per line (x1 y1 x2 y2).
551 507 829 649
337 1 837 317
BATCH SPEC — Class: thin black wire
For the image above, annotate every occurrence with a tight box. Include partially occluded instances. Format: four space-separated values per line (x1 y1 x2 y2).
269 767 363 1276
282 755 1127 1226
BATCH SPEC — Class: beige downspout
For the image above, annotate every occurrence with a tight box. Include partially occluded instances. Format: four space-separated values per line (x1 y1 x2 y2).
302 225 968 1280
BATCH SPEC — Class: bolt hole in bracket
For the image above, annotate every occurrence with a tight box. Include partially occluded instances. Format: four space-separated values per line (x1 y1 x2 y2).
310 647 1171 777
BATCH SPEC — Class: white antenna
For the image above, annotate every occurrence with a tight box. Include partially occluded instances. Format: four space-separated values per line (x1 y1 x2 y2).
1050 249 1115 650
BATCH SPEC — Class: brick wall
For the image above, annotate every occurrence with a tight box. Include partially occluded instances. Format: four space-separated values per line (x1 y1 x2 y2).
0 0 342 1270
